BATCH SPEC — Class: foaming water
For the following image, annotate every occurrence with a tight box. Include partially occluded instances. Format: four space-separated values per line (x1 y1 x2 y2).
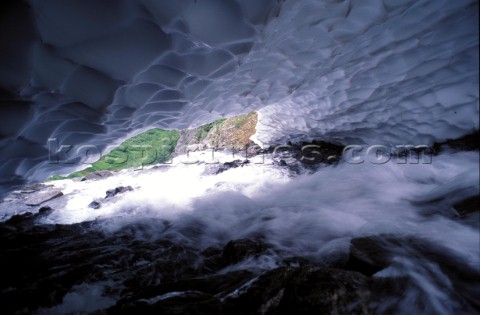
4 150 478 313
40 151 479 264
43 152 290 225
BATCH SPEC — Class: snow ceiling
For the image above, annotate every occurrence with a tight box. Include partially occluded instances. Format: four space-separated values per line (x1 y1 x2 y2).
0 0 478 192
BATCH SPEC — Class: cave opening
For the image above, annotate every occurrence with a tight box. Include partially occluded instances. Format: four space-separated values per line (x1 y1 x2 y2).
0 0 478 314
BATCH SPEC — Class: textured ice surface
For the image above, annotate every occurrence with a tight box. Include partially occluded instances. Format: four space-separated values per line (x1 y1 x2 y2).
0 0 478 193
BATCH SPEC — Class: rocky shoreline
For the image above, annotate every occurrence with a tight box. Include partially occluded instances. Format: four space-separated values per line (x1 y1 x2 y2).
0 133 478 314
1 207 479 314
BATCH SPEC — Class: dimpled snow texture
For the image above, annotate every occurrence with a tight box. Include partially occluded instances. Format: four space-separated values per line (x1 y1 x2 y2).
0 0 478 193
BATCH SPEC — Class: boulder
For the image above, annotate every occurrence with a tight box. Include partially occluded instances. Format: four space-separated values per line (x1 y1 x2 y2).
25 190 63 206
88 201 101 209
215 160 249 175
38 206 53 214
105 186 133 199
5 212 34 226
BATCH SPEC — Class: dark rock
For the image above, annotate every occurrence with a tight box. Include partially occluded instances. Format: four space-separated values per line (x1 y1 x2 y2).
200 239 273 273
105 186 133 199
113 270 255 314
38 206 53 214
81 170 113 181
1 222 478 314
3 207 54 229
299 140 344 164
343 236 395 276
282 256 314 267
108 291 224 315
105 189 116 199
433 130 480 152
222 239 269 265
271 139 345 175
214 160 249 175
453 195 479 216
224 266 371 315
276 267 371 315
5 212 34 226
245 143 263 157
0 220 103 314
344 234 480 312
224 267 297 314
88 201 101 209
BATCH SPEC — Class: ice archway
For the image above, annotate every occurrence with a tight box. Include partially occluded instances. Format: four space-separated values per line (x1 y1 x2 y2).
0 0 478 194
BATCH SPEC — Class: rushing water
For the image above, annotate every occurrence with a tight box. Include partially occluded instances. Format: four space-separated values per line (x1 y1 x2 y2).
41 150 479 262
1 149 479 314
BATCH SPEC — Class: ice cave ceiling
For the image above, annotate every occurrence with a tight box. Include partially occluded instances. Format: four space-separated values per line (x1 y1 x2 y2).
0 0 478 193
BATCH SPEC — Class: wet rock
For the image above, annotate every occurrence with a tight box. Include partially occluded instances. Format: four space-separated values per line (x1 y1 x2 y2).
344 236 393 276
344 235 480 312
200 247 225 272
222 238 269 265
345 235 480 279
1 223 477 314
38 206 53 214
275 140 344 165
4 211 35 226
105 186 133 199
109 258 372 314
215 160 249 175
224 266 371 315
282 256 314 267
25 189 63 206
271 139 345 175
80 170 113 181
109 291 224 315
0 220 102 314
112 270 255 314
245 143 263 157
2 207 54 230
20 183 54 194
200 239 272 273
88 201 101 209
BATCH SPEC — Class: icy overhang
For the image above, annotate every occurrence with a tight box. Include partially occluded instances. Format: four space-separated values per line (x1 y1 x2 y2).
0 0 478 194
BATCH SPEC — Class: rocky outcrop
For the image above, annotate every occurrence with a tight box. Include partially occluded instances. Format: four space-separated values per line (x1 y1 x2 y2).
0 184 66 220
105 186 133 199
343 235 480 313
88 201 101 209
1 219 478 315
25 189 63 206
87 186 134 209
174 113 259 156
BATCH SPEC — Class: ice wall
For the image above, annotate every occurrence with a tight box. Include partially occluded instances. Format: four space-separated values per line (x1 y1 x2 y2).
0 0 478 193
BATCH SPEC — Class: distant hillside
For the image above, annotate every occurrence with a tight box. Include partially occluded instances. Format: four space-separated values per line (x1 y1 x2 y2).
48 113 258 181
48 129 179 180
174 112 258 155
